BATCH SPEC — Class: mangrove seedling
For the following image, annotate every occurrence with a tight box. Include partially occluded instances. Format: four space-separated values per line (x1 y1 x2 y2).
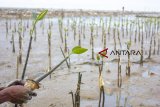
69 72 82 107
21 9 48 80
5 20 8 39
117 55 122 88
148 32 154 59
97 54 105 107
47 29 52 79
11 31 15 53
83 23 86 39
157 38 160 55
90 23 95 60
71 20 77 41
113 28 117 51
153 36 156 55
17 27 23 64
140 22 144 65
125 41 131 76
58 17 64 43
78 24 81 47
64 27 68 52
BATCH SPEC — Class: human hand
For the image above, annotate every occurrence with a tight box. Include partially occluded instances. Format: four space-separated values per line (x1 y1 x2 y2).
7 80 25 87
2 85 37 104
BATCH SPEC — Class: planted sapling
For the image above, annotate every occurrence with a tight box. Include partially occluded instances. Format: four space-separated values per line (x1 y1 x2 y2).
125 41 131 76
21 9 48 80
97 54 105 107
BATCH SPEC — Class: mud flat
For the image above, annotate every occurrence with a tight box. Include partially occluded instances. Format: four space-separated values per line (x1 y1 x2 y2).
0 8 160 107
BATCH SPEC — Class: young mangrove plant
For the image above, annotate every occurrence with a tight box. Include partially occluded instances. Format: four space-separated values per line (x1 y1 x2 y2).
21 9 48 80
97 54 105 107
113 27 117 51
9 19 12 29
125 41 131 76
14 22 17 32
153 35 156 55
121 16 124 38
101 19 104 43
69 72 82 107
17 26 23 64
127 18 129 36
47 29 52 79
64 27 68 52
117 55 122 88
66 20 69 37
108 16 112 35
58 17 64 43
157 38 160 55
138 19 141 43
78 24 81 47
83 22 86 39
5 19 8 39
134 22 137 43
11 31 15 53
117 21 122 48
71 20 77 41
129 22 133 42
102 23 107 49
90 23 95 60
140 22 144 65
96 24 99 37
148 28 154 59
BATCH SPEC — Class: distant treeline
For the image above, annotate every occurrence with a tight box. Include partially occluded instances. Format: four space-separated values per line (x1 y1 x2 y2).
0 8 160 18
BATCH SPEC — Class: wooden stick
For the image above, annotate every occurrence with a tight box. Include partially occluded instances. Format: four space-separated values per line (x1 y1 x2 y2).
60 47 70 68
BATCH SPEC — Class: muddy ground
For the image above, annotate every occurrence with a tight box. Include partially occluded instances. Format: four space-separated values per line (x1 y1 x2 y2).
0 11 160 107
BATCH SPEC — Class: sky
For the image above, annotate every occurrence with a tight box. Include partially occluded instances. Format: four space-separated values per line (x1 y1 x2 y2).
0 0 160 12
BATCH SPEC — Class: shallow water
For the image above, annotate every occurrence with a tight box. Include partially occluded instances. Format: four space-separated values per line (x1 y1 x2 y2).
0 14 160 107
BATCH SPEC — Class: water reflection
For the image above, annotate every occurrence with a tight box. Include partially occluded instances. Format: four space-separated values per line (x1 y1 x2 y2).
104 89 131 107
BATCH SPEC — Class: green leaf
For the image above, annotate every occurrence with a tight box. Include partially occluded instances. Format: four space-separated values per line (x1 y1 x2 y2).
35 10 48 22
96 54 100 61
72 46 88 54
